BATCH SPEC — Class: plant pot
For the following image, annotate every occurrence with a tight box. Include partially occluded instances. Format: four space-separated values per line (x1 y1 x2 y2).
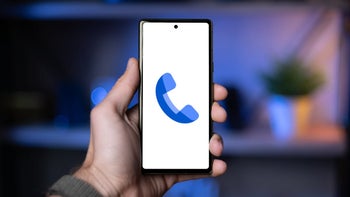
268 95 311 139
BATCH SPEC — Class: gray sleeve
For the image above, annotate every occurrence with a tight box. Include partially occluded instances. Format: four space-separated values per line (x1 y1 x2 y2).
47 175 103 197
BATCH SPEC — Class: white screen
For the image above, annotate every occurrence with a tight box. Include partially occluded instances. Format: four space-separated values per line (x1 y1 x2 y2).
141 21 210 170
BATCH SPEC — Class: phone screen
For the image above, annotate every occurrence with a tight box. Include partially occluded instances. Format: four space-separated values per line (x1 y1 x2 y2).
140 20 212 173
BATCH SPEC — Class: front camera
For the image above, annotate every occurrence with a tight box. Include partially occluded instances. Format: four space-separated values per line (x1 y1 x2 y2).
174 25 178 29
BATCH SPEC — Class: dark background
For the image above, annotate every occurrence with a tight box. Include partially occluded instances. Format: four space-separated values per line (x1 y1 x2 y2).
0 0 349 196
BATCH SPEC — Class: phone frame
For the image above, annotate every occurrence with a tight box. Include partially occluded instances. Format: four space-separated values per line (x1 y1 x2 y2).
139 19 213 174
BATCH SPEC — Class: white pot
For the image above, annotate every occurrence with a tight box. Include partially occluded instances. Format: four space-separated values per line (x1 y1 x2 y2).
268 95 311 139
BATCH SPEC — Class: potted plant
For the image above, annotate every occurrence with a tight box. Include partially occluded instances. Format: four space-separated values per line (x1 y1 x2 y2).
262 58 324 139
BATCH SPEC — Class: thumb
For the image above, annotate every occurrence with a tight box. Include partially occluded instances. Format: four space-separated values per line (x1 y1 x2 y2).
104 58 139 114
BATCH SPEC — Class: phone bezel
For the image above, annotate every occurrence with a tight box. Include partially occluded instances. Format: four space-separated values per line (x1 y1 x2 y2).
139 19 213 174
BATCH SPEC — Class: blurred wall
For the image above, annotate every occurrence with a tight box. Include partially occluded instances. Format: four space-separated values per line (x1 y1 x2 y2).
3 6 343 127
211 7 343 125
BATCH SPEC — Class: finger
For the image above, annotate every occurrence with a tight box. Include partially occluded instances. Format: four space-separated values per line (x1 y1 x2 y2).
104 58 139 114
211 102 227 123
210 133 223 157
211 159 227 177
214 84 228 101
175 159 227 182
175 133 225 182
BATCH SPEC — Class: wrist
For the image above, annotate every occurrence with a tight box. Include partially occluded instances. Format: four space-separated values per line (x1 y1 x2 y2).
74 166 121 197
73 166 164 197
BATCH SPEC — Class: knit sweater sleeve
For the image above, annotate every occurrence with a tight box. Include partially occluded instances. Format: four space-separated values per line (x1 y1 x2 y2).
47 175 103 197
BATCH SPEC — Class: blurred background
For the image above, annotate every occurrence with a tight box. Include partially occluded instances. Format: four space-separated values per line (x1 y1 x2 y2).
1 0 350 196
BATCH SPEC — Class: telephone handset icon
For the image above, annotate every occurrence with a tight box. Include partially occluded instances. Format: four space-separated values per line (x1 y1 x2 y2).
156 73 199 124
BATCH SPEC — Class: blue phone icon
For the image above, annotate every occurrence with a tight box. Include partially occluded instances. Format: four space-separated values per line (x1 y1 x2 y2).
156 73 199 124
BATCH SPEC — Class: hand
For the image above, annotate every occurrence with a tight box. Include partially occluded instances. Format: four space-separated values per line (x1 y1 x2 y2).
74 58 228 196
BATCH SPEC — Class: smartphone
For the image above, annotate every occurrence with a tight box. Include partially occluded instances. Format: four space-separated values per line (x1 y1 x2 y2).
139 19 213 174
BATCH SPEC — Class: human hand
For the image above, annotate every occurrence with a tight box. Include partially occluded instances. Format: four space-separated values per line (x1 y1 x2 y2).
74 58 228 196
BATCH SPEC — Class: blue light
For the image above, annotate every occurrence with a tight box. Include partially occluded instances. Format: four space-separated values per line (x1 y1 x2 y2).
164 178 219 197
91 86 108 106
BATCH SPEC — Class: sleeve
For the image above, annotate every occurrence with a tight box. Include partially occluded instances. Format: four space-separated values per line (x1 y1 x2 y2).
47 175 103 197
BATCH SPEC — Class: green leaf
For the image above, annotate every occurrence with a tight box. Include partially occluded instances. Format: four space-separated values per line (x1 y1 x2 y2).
261 58 325 96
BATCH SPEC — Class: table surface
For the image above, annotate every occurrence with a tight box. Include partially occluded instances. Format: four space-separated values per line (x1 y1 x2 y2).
218 124 346 157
